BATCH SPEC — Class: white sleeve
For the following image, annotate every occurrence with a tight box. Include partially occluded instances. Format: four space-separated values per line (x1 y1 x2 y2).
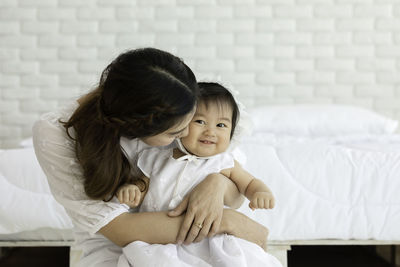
218 152 235 171
32 117 129 235
201 152 235 175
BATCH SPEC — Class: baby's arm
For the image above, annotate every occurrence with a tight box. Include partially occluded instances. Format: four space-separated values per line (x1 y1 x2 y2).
245 179 275 210
222 160 275 210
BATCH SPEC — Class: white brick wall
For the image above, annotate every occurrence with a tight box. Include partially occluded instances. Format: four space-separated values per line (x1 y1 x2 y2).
1 1 400 148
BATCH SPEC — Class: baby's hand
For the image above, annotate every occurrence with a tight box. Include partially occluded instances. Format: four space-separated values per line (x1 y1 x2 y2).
249 192 275 210
116 184 141 208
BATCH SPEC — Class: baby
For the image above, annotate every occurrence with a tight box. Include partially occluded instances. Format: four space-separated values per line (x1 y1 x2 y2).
116 82 275 214
114 82 282 266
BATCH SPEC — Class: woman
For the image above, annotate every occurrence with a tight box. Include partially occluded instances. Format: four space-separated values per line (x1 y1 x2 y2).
32 48 269 266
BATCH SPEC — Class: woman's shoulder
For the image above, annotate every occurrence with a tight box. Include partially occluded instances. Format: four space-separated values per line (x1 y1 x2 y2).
35 100 77 121
33 100 78 135
32 101 78 155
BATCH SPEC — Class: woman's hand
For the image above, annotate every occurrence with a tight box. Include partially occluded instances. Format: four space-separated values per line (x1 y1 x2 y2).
221 209 269 251
168 173 229 244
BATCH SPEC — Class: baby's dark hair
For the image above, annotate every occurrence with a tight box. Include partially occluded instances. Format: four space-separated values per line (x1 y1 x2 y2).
197 82 239 138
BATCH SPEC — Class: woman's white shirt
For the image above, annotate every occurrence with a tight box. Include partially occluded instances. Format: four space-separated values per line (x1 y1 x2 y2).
32 101 148 245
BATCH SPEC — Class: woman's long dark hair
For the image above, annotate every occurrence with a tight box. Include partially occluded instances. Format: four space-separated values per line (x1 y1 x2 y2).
62 48 198 201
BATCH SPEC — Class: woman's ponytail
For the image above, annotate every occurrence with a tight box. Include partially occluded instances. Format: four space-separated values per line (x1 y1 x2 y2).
63 92 132 200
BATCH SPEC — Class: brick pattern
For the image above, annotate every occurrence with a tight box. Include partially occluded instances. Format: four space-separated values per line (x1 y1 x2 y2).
1 1 400 148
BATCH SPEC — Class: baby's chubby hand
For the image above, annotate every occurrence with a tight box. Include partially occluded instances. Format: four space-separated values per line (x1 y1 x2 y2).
116 184 141 208
249 192 275 211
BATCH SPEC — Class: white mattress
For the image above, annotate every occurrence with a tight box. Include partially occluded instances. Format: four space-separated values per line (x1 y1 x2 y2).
0 228 73 242
237 133 400 241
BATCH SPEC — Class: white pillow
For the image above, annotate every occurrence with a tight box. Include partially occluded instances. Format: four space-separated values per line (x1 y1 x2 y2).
248 105 398 136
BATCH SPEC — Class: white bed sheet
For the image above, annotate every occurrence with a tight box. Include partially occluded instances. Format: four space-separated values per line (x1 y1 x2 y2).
237 133 400 241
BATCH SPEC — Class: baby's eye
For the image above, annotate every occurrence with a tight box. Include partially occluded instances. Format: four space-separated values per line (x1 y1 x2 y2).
217 123 227 128
195 120 205 125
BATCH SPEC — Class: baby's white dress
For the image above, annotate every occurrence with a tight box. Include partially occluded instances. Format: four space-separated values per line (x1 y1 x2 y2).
118 144 282 267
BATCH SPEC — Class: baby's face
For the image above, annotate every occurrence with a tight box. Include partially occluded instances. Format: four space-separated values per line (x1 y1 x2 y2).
181 101 232 157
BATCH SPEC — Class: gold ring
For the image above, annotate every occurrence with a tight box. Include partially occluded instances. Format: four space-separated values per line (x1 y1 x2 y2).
194 222 203 229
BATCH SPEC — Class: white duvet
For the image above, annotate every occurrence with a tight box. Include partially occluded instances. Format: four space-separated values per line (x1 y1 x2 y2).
2 134 400 242
237 133 400 241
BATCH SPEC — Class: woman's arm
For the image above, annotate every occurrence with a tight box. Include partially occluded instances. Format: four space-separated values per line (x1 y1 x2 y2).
99 208 268 251
103 173 243 246
99 211 184 247
222 209 269 251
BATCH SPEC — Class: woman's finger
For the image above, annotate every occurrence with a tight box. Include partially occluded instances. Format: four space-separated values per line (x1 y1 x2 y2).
176 209 194 244
194 217 212 242
208 212 222 238
168 197 188 217
184 215 204 244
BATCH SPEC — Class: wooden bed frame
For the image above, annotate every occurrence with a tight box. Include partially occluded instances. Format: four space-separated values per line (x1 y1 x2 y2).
1 240 398 267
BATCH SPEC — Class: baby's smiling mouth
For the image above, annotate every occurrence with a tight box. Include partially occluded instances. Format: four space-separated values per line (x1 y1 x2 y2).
199 140 216 145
